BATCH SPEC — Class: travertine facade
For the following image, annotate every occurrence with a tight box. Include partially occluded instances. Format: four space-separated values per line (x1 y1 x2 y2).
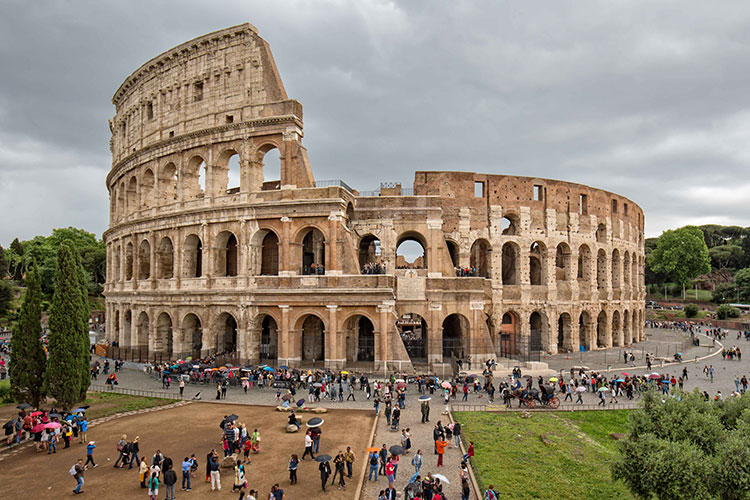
104 24 646 371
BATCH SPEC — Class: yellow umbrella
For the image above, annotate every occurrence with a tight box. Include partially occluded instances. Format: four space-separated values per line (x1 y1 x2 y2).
341 371 349 375
549 377 559 382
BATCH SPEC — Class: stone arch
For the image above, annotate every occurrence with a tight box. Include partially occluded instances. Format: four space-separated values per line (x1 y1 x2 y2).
156 237 174 279
442 313 469 362
611 249 621 289
127 176 137 213
125 242 134 280
501 213 519 235
117 181 126 218
216 148 241 195
529 311 548 352
358 234 382 272
344 314 376 363
298 314 326 362
345 203 354 230
577 244 592 282
529 241 547 285
255 229 279 276
612 310 622 347
141 169 155 208
181 313 203 359
557 313 572 352
113 244 121 282
623 251 630 286
501 242 520 285
184 155 207 198
154 312 173 360
500 311 520 357
596 223 607 243
623 309 631 345
159 162 178 204
258 314 279 361
596 248 607 290
631 253 638 288
138 239 151 280
213 312 238 354
113 309 120 344
579 311 592 351
215 230 238 277
445 239 460 268
555 242 572 281
183 234 203 278
299 227 326 274
396 313 428 362
597 310 608 348
396 231 427 269
136 311 149 349
470 238 491 278
258 144 281 188
121 309 132 347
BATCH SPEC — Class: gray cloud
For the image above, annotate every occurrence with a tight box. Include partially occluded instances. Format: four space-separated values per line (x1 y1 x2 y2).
2 0 750 244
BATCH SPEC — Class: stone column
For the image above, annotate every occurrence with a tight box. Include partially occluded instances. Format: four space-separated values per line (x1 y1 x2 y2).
426 219 443 277
280 216 293 276
327 211 341 275
326 305 342 369
377 304 391 375
428 304 443 366
278 305 291 366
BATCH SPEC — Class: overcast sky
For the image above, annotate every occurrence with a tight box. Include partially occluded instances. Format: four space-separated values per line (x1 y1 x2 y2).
2 0 750 245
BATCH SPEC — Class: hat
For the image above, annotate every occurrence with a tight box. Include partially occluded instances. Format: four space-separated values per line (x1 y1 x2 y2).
88 441 95 445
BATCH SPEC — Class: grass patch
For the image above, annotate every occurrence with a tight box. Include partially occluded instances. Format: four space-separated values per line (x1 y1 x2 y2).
83 391 176 420
456 411 634 500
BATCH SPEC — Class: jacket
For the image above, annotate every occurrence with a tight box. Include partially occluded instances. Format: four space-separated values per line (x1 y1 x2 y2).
163 469 177 486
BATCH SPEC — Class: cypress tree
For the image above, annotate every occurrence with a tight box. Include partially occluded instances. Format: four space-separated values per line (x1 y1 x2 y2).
45 243 83 409
9 260 46 407
74 248 91 400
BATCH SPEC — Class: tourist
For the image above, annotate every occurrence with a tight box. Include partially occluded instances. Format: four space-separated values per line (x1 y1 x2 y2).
208 452 221 491
78 416 88 444
332 451 346 489
114 434 128 468
319 458 331 491
344 446 355 478
181 456 192 491
271 483 284 500
385 458 395 487
384 484 397 500
288 454 299 484
463 441 474 462
85 440 97 468
368 451 379 481
71 458 86 495
484 484 499 500
148 471 160 500
411 449 423 475
233 459 248 493
453 421 462 448
129 436 141 469
205 449 214 482
251 428 261 453
163 465 177 500
302 430 314 460
379 444 388 476
435 437 448 467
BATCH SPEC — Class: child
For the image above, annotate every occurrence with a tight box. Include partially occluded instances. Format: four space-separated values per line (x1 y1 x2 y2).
243 438 252 463
85 440 97 467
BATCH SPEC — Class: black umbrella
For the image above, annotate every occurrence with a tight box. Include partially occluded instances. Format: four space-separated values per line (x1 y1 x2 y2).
3 420 15 429
49 413 62 419
418 396 431 401
296 399 305 407
16 403 31 410
77 405 90 409
225 414 239 422
306 417 324 428
313 454 332 462
389 445 405 455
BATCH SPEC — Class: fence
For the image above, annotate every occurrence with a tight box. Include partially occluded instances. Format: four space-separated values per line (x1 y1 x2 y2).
103 346 240 367
451 402 639 412
89 384 180 399
314 179 355 192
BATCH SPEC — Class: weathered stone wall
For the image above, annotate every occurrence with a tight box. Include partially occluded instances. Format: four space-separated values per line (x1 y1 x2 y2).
104 24 646 372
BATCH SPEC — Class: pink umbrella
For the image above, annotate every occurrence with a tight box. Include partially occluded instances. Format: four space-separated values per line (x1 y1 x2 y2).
31 424 45 433
44 422 61 429
621 372 630 377
441 381 452 389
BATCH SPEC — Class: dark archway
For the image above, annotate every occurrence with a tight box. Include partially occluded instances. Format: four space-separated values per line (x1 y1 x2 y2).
259 315 278 361
529 242 545 285
446 240 459 269
529 311 546 352
502 242 519 285
155 312 173 360
260 231 279 275
301 228 326 275
157 237 174 279
301 315 325 361
442 314 469 362
500 312 519 357
138 240 151 280
579 311 591 351
182 313 202 359
558 313 572 351
359 234 382 273
597 311 608 348
470 239 491 278
183 234 202 278
396 313 427 362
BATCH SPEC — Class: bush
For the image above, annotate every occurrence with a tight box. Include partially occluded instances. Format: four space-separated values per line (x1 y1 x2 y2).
717 304 741 320
684 304 699 318
713 283 737 304
0 380 12 404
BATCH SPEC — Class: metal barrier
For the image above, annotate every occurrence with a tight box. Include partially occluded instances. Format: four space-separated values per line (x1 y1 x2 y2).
451 402 639 412
89 384 180 400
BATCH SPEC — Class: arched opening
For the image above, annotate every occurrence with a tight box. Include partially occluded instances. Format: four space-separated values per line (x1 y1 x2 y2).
301 315 325 361
182 313 202 359
396 313 427 362
122 310 132 347
227 153 241 193
529 242 546 285
260 231 279 275
125 242 134 280
259 315 278 361
501 214 518 235
445 240 460 269
159 162 178 205
611 249 621 289
156 237 174 279
470 239 491 278
500 312 519 357
631 254 638 287
113 310 120 345
259 146 281 188
136 311 149 349
623 251 630 286
555 243 571 281
529 312 546 353
612 310 622 347
558 313 571 351
215 231 238 277
183 234 203 278
623 310 631 345
345 203 354 230
442 314 469 362
502 242 519 285
127 177 137 213
197 160 206 193
155 312 173 360
301 228 326 275
597 311 608 348
359 234 382 273
184 156 206 199
596 223 607 243
141 169 155 208
396 233 427 269
113 245 121 282
345 315 375 363
117 182 126 218
215 313 238 354
577 245 591 282
579 311 591 351
138 240 151 280
596 249 607 290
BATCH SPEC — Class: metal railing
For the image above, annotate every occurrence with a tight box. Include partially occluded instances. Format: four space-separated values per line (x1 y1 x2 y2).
89 384 179 399
451 402 639 412
314 179 355 192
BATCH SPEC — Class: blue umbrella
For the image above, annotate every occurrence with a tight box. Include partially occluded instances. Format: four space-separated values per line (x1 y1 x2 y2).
263 366 274 371
280 365 289 370
615 378 625 383
418 395 431 401
71 408 86 413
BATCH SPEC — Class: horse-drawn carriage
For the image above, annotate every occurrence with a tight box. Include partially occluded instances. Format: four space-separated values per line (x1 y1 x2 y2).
509 384 560 409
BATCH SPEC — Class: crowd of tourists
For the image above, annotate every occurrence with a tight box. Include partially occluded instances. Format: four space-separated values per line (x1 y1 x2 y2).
361 262 386 274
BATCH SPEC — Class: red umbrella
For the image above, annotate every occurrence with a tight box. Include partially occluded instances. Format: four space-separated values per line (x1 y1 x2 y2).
30 411 43 417
44 422 61 429
621 372 630 377
31 423 45 433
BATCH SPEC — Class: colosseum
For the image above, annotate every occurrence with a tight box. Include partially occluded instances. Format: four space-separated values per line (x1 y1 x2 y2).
103 23 646 372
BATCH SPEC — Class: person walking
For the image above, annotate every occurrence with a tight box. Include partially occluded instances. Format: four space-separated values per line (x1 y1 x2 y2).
233 459 248 493
288 454 298 484
411 449 423 475
368 451 379 481
209 452 221 491
179 378 185 398
347 383 356 401
163 466 177 500
71 458 86 495
435 439 448 467
84 440 97 468
129 436 141 469
319 459 331 492
302 431 315 460
147 471 160 500
181 456 192 491
344 446 355 478
250 428 261 454
114 434 128 468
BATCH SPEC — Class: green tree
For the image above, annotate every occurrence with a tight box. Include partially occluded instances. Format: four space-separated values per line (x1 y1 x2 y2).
734 268 750 303
0 280 13 317
648 226 711 296
74 248 91 400
0 245 8 277
684 304 699 318
9 261 46 406
713 282 738 304
717 304 741 320
709 245 744 271
44 243 84 409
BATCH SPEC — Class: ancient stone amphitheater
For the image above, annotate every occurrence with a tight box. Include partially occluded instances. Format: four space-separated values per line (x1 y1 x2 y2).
103 23 646 372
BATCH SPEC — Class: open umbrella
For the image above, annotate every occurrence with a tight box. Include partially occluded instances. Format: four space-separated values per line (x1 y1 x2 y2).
621 372 630 377
389 445 405 455
313 382 323 388
280 365 289 370
597 387 609 392
225 414 239 422
340 370 349 375
30 411 43 417
365 447 380 453
2 420 15 429
31 423 45 433
648 374 660 380
418 396 431 401
186 356 193 361
44 422 61 429
48 413 62 419
650 372 660 377
306 417 324 428
263 366 275 372
397 382 406 390
313 455 332 462
432 473 450 485
71 408 87 414
16 403 31 410
576 386 586 392
615 378 625 383
282 394 292 401
78 405 90 409
296 399 305 407
441 381 451 389
395 378 405 383
549 377 559 382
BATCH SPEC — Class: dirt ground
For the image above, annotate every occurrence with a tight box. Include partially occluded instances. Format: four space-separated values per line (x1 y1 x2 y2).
0 402 375 499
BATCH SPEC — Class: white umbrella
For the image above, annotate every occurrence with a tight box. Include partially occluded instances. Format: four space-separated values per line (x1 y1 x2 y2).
576 386 586 392
432 473 450 485
597 387 609 392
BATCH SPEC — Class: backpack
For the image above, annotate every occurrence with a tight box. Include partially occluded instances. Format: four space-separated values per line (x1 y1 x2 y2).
484 490 498 500
69 465 78 476
370 454 378 466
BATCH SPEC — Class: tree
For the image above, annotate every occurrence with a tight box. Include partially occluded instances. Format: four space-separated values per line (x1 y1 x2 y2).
9 261 46 406
0 280 12 317
713 282 738 304
709 245 744 271
684 304 699 318
613 390 750 500
45 243 85 409
734 267 750 303
0 245 8 278
717 304 741 320
648 226 711 295
74 248 91 400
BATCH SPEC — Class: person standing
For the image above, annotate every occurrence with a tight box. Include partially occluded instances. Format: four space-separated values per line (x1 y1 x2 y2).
368 452 379 481
411 449 423 475
319 459 331 491
179 378 185 398
139 457 149 488
271 484 284 500
163 466 177 500
344 446 355 478
209 452 221 491
288 454 298 484
181 456 192 491
84 441 97 468
332 451 346 489
250 428 261 453
147 471 160 500
233 459 248 493
78 417 88 444
379 444 388 476
435 439 448 467
71 458 86 495
452 421 462 448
